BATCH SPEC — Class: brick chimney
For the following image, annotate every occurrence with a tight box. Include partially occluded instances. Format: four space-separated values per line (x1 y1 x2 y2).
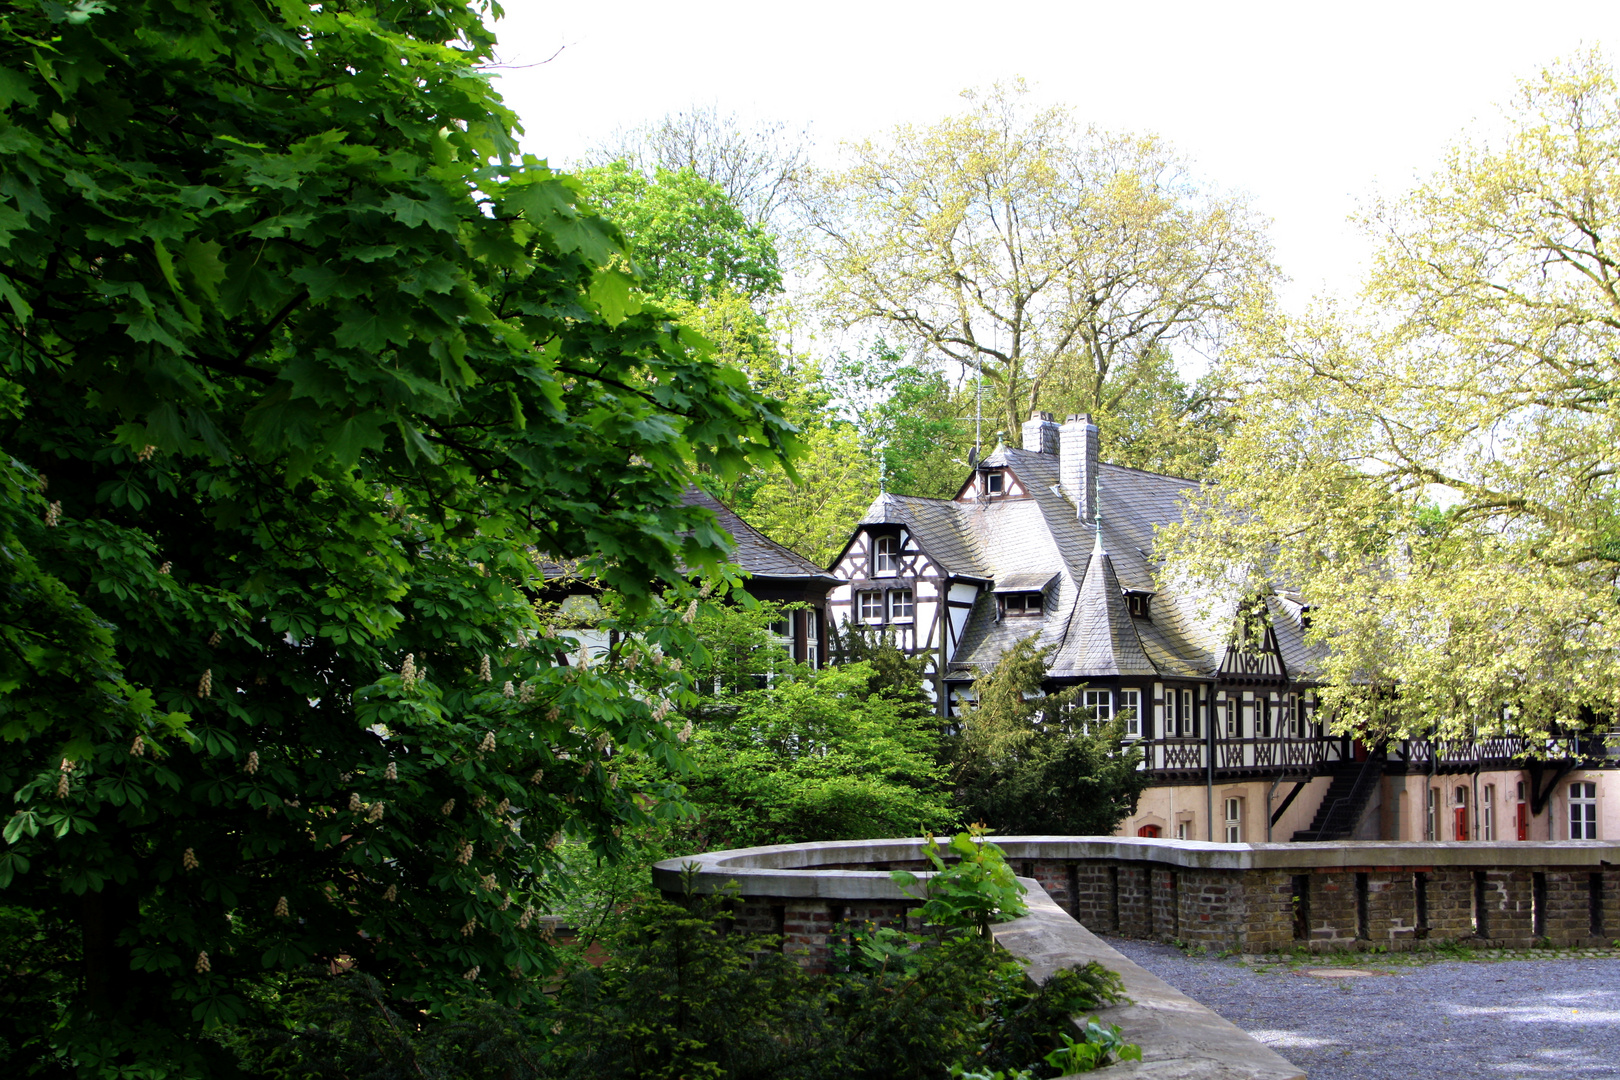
1021 410 1060 454
1060 414 1099 523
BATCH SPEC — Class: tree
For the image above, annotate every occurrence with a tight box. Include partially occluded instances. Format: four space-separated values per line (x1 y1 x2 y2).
574 162 782 304
951 641 1147 835
1165 51 1620 744
671 605 955 849
0 0 792 1073
584 104 813 239
831 340 975 498
810 79 1276 447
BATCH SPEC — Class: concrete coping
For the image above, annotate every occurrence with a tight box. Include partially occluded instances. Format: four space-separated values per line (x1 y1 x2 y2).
652 835 1620 900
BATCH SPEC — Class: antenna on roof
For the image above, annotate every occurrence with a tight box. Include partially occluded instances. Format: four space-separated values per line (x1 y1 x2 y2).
973 372 982 462
878 443 887 494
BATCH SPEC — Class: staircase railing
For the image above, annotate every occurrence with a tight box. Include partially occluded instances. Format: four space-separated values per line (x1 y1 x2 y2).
1313 750 1386 840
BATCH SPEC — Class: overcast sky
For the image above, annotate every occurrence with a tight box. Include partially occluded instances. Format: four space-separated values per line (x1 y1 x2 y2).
486 1 1618 314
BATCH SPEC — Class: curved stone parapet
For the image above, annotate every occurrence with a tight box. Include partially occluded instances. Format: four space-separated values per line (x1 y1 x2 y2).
657 835 1620 954
656 836 1309 1080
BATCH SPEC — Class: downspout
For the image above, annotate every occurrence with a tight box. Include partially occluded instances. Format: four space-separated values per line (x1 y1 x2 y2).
1207 683 1216 842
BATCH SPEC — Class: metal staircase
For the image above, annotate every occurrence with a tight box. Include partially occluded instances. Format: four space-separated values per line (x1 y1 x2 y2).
1292 749 1385 841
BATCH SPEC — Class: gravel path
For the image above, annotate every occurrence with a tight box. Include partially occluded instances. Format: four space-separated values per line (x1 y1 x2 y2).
1102 937 1620 1079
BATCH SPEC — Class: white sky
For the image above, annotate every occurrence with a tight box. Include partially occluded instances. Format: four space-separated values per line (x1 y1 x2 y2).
487 0 1618 314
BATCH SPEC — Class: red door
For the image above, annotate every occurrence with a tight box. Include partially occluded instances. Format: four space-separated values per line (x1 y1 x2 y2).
1516 803 1529 841
1454 807 1469 841
1138 825 1162 838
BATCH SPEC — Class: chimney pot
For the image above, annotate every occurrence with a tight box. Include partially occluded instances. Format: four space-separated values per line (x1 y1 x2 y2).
1021 410 1060 454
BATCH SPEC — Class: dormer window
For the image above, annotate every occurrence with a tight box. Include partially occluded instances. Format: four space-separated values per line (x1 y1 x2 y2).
874 534 899 575
1000 592 1043 617
985 471 1004 495
1124 591 1153 619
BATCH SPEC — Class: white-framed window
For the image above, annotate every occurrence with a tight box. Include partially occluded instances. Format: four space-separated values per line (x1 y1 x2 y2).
985 471 1004 495
874 535 899 575
1482 784 1495 841
888 588 914 622
1175 820 1189 840
1282 693 1302 738
1426 786 1439 841
768 618 790 639
1257 697 1272 738
1119 689 1141 738
1180 689 1196 737
1224 797 1243 843
1083 689 1112 727
858 591 883 623
1571 781 1598 839
806 609 821 669
1224 698 1240 739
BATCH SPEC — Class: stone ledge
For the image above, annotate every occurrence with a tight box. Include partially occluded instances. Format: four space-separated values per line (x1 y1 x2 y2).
654 835 1620 890
997 885 1302 1080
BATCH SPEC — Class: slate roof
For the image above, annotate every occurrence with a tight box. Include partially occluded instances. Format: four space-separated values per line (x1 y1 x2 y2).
994 572 1061 593
679 488 839 582
856 492 990 578
1049 543 1158 677
893 443 1225 683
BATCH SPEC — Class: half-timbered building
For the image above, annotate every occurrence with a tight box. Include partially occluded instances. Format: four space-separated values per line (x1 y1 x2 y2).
826 411 1617 844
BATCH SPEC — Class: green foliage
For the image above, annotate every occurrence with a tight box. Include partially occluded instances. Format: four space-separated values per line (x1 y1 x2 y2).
1041 1020 1143 1073
222 971 548 1080
1168 50 1620 742
952 641 1148 835
0 0 795 1074
891 829 1028 938
575 162 782 304
678 660 956 849
832 339 971 498
218 890 1133 1080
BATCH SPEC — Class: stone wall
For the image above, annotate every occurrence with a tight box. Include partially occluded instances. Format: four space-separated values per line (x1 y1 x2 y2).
656 837 1620 962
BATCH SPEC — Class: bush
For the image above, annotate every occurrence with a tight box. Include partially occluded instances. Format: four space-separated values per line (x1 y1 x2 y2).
225 888 1134 1080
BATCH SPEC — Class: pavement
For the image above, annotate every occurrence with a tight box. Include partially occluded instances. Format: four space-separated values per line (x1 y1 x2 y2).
1103 937 1620 1080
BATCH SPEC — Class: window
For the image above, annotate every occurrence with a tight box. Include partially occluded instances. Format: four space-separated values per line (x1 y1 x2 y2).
1172 688 1197 737
985 471 1004 495
858 591 883 623
1283 694 1301 738
1482 784 1495 841
1517 780 1527 802
1125 591 1152 619
1224 797 1243 843
1426 787 1439 842
806 609 821 669
874 535 899 575
768 618 790 638
1224 698 1240 739
1175 821 1189 840
1571 781 1598 840
1001 592 1042 617
888 589 914 622
1083 689 1112 727
1257 697 1272 738
1119 689 1141 738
